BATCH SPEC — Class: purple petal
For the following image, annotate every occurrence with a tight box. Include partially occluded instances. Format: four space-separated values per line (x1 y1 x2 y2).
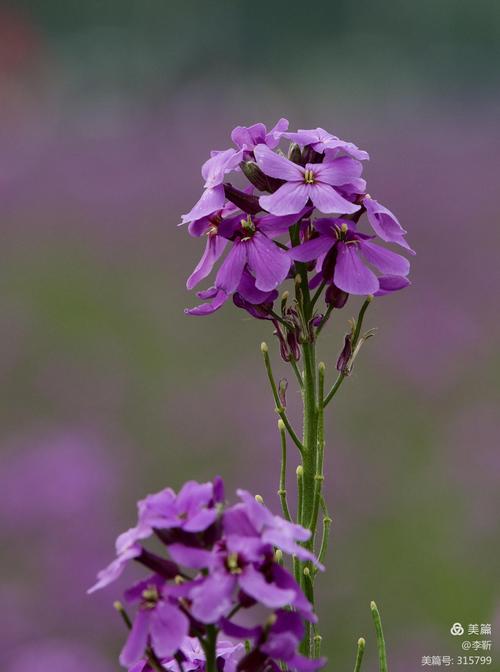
374 275 411 296
360 240 410 276
231 123 266 150
334 243 379 295
265 118 289 148
364 197 415 252
119 609 152 667
313 157 363 186
259 182 309 216
308 183 360 215
215 241 247 293
256 210 306 237
237 269 277 304
183 507 218 532
181 185 225 224
288 235 333 262
186 236 228 290
246 232 291 292
168 544 213 569
190 573 236 623
253 144 303 181
287 653 327 671
150 603 189 659
201 148 240 188
185 288 228 316
238 566 296 608
87 544 141 593
187 214 212 237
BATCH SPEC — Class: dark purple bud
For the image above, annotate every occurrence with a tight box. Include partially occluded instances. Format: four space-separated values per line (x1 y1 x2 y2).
325 283 349 308
286 330 301 361
224 183 261 214
213 475 225 503
310 314 324 328
278 378 288 408
237 648 269 672
302 145 323 164
336 333 353 374
135 548 179 579
273 322 291 362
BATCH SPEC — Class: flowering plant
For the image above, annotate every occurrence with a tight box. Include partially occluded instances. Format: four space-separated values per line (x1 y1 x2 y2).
92 118 413 671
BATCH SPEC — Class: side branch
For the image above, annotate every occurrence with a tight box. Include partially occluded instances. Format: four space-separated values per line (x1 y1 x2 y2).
261 342 304 453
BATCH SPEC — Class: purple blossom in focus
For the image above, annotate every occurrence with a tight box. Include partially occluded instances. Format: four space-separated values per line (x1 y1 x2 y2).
289 218 411 296
254 144 364 217
181 119 413 317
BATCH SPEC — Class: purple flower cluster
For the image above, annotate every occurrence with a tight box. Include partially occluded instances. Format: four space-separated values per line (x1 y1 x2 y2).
182 120 414 316
90 478 324 672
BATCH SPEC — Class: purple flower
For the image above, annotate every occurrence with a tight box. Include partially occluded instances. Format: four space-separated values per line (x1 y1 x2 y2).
254 144 364 216
225 611 325 672
130 638 244 672
89 479 223 593
181 149 242 225
119 577 189 668
289 218 410 296
231 118 289 153
185 210 307 315
363 195 414 252
283 127 369 161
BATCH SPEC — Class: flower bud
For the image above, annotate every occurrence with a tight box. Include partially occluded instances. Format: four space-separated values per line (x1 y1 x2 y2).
288 142 302 164
241 161 270 191
223 183 261 214
278 378 288 408
326 283 349 309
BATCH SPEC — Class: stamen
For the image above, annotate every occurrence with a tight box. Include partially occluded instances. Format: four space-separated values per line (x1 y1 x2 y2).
303 168 315 184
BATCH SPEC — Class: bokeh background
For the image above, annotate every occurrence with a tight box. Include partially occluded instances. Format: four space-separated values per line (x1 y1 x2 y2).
1 1 499 670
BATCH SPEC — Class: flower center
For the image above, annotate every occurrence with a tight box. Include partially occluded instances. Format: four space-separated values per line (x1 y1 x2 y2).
227 552 242 574
303 168 315 184
142 586 159 609
240 215 256 241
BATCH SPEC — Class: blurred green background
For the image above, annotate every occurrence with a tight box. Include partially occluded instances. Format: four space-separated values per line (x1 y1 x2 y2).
1 2 499 670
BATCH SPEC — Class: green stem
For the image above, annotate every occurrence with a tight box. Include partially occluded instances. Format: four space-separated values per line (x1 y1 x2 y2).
261 342 304 453
310 279 327 309
371 601 388 672
203 626 218 672
290 358 304 389
300 341 318 546
308 362 325 534
323 296 373 407
353 637 366 672
277 420 292 522
317 509 332 569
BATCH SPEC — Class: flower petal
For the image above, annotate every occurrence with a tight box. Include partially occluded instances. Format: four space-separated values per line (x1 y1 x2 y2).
119 609 152 667
313 157 363 186
239 565 296 608
202 148 240 188
259 182 309 216
360 240 410 276
186 236 228 290
184 288 229 316
253 144 303 181
246 232 291 292
168 544 214 569
308 183 360 215
334 243 379 295
190 573 235 623
181 185 225 224
150 602 189 659
288 235 333 262
374 275 411 296
237 270 277 304
215 242 247 293
364 197 415 252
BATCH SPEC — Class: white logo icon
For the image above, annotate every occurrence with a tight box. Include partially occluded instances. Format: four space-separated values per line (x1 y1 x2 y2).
450 623 464 636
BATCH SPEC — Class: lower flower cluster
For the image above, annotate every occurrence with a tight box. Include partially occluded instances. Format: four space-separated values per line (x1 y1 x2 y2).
90 478 325 672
